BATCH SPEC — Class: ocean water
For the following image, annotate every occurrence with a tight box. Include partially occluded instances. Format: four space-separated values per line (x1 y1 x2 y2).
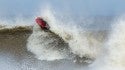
0 7 125 70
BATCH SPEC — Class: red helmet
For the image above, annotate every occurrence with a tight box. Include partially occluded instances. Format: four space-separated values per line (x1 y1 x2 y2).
35 17 48 29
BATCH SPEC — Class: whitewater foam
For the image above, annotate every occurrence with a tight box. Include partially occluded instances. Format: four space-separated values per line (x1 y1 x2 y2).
27 24 71 61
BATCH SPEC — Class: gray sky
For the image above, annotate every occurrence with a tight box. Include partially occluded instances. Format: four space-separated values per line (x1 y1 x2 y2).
0 0 125 16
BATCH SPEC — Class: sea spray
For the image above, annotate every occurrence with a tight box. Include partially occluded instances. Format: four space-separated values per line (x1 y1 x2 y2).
27 6 103 62
89 16 125 70
42 7 102 60
0 16 33 26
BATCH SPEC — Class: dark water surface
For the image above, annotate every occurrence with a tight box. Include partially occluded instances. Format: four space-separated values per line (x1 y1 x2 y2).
0 26 90 70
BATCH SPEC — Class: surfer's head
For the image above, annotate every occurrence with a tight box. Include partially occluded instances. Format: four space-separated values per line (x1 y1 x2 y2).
35 17 48 29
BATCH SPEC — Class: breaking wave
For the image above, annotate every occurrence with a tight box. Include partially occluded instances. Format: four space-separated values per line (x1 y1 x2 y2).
27 6 107 63
26 6 125 70
0 5 125 70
